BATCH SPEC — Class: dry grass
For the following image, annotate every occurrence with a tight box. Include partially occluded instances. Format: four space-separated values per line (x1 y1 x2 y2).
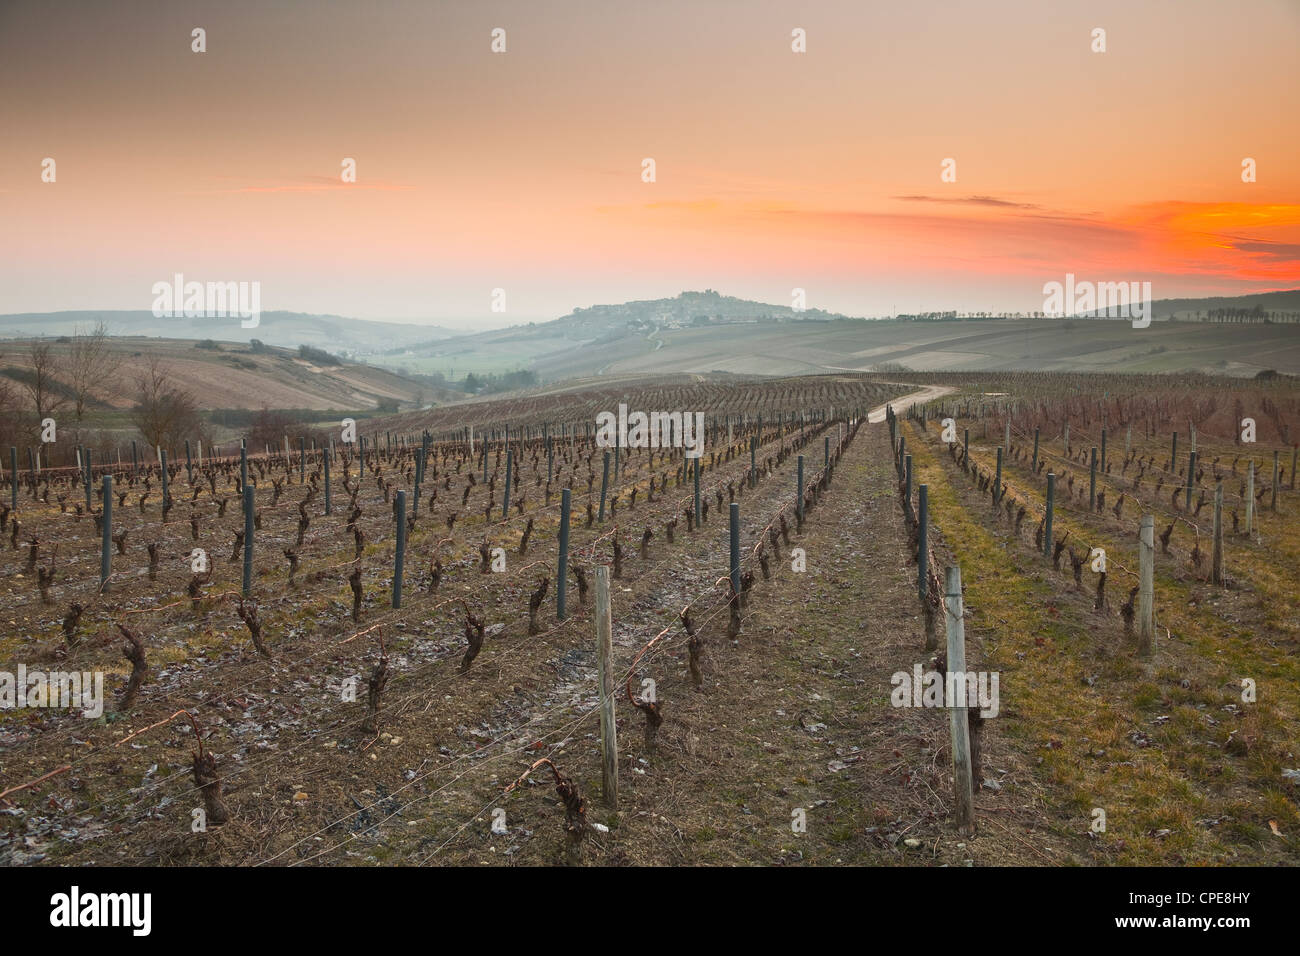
905 416 1300 865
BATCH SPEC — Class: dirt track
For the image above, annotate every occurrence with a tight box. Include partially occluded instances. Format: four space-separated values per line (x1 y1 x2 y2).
867 384 955 423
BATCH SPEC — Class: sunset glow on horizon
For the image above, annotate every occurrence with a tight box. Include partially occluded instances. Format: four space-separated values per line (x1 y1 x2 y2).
2 0 1297 327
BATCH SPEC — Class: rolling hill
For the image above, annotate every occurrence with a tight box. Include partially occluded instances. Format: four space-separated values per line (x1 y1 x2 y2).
0 337 449 415
0 310 457 355
6 289 1297 395
373 290 1300 381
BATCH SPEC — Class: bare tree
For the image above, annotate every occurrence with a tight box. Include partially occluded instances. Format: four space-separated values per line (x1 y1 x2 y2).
129 356 204 450
67 322 121 423
22 341 68 424
0 349 20 448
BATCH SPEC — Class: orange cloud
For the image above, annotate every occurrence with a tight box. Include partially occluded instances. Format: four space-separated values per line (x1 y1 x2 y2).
1120 202 1300 281
593 196 1300 288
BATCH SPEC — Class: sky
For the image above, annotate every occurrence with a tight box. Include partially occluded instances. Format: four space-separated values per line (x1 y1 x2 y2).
1 0 1297 330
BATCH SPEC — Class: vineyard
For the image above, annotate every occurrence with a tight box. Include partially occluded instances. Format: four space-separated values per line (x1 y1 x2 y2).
368 373 898 435
0 375 919 865
1 371 1297 867
894 377 1300 864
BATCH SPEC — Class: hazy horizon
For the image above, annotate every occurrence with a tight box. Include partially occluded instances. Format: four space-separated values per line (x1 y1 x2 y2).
4 283 1300 337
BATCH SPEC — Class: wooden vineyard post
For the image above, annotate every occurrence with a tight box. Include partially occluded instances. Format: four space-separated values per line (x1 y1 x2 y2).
185 439 192 482
993 447 1002 508
393 490 405 609
1138 515 1155 658
1272 451 1280 512
299 437 306 484
1186 451 1197 510
235 485 252 597
1063 421 1070 455
729 502 741 599
83 449 92 514
557 488 571 620
1089 447 1097 511
599 452 609 522
750 435 757 488
1125 425 1131 458
1212 481 1224 586
323 447 331 515
963 428 969 472
796 454 804 527
1004 418 1010 451
502 448 512 519
100 474 112 592
1044 473 1055 556
917 485 928 601
694 456 701 525
10 447 17 513
240 443 248 491
1246 461 1255 533
904 455 913 518
595 565 618 809
943 566 976 837
1101 427 1107 474
412 448 422 518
